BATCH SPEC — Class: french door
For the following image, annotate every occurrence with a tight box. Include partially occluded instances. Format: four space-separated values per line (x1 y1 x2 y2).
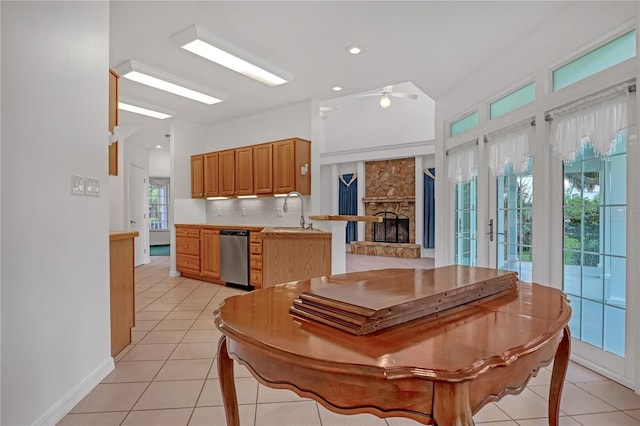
562 141 627 368
488 162 533 282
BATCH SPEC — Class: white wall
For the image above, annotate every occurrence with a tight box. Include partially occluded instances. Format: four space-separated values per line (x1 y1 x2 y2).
322 82 435 156
1 3 112 425
149 149 170 177
205 101 312 151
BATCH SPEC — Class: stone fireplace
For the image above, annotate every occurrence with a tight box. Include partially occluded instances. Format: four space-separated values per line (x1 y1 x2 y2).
350 158 421 258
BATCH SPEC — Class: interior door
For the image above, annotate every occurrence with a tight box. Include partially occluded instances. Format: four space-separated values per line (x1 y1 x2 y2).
488 163 533 282
128 163 149 266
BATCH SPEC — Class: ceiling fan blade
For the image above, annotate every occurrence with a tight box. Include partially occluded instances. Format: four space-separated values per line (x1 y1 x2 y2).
354 93 383 98
390 92 418 100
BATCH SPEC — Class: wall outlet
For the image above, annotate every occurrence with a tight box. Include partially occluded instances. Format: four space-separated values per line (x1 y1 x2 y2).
277 207 284 217
216 208 223 216
85 177 100 197
242 207 247 216
71 174 84 196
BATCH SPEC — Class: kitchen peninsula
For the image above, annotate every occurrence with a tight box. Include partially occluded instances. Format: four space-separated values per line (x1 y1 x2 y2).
175 224 331 289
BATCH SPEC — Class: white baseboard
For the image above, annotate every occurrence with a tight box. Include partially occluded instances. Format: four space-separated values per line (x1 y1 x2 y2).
32 357 115 426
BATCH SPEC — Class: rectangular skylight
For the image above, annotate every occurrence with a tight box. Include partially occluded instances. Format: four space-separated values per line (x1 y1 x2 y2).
116 60 224 105
174 25 293 87
118 102 171 119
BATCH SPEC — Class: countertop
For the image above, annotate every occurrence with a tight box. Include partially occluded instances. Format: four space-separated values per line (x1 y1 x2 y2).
109 231 139 242
175 224 330 238
260 226 331 238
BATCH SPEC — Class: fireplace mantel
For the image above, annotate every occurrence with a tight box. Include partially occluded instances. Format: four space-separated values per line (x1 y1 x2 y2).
362 196 415 203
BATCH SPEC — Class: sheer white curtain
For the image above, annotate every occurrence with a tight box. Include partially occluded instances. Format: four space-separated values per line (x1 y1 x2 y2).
549 82 635 162
486 121 534 176
447 144 477 183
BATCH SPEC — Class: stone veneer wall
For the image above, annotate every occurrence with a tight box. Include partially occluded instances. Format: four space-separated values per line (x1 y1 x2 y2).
364 158 416 243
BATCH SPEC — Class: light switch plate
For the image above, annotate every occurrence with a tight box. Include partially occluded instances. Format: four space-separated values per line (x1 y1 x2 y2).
85 176 100 197
71 174 84 196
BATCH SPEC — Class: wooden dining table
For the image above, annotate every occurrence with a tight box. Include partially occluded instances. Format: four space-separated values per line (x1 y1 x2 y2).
214 267 571 426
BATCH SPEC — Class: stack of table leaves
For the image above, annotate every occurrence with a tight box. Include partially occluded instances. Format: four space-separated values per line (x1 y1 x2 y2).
290 265 518 335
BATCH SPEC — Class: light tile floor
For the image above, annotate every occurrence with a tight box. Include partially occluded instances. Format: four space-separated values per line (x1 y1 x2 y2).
59 255 640 426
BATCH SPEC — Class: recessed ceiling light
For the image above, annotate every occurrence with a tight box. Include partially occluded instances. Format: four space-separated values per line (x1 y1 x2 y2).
115 60 224 105
173 25 294 87
346 45 364 55
118 102 172 119
156 145 162 149
332 86 342 92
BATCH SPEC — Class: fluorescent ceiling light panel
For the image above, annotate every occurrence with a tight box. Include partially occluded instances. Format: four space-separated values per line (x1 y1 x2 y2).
174 25 293 87
115 60 224 105
118 102 171 119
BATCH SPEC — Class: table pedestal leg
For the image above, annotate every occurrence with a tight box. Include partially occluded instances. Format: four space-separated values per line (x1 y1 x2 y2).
549 326 571 426
217 336 240 426
433 381 474 426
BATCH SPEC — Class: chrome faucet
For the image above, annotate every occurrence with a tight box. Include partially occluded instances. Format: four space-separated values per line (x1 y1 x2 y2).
282 191 311 228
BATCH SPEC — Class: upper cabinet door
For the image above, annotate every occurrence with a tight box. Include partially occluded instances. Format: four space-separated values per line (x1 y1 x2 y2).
235 147 254 196
253 143 273 195
204 152 220 197
219 149 236 196
191 155 205 198
108 69 119 176
273 138 310 195
273 139 296 194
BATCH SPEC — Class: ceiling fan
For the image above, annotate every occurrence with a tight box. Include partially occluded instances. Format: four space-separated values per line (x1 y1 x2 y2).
356 85 418 108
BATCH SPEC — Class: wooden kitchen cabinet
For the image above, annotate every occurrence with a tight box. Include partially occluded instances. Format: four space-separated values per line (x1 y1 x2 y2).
108 69 119 176
253 143 273 194
176 225 201 274
219 149 236 196
201 229 221 279
191 155 205 198
204 152 220 197
235 146 254 196
249 232 263 288
109 231 138 356
273 138 311 195
190 137 310 198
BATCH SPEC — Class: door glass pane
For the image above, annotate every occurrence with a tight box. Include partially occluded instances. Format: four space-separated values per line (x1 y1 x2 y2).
495 160 532 282
455 177 477 266
563 139 626 357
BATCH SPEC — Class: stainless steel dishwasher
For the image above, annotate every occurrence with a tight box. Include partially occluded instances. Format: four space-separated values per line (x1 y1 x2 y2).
219 229 250 288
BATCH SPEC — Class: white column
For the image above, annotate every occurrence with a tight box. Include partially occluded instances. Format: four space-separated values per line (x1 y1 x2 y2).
329 221 348 274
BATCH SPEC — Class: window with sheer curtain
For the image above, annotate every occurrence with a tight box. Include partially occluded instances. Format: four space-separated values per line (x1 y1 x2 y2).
149 177 170 231
486 120 535 177
549 82 635 163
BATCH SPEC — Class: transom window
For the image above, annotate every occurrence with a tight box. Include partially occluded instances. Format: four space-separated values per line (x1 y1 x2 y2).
450 112 478 137
490 83 536 119
553 30 636 91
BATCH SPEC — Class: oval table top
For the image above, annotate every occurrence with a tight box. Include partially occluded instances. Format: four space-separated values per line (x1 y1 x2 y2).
215 268 571 382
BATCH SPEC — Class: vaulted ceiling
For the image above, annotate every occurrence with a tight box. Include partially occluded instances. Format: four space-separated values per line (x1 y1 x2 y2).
110 1 576 150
